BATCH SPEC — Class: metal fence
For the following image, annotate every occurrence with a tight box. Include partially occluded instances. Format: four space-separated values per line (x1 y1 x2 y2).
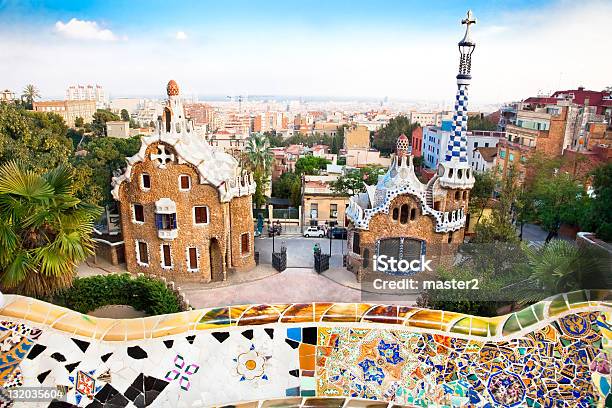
272 208 299 220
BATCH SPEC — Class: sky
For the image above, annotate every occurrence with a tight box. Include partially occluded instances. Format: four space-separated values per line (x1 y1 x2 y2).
0 0 611 105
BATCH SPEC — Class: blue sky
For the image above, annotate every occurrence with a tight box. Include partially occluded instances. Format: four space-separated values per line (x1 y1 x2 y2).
1 0 610 104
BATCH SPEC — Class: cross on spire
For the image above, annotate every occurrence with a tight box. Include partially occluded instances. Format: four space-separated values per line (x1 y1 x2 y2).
460 10 476 44
462 10 476 27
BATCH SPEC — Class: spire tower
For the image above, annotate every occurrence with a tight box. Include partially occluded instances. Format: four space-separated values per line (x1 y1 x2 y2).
438 10 477 189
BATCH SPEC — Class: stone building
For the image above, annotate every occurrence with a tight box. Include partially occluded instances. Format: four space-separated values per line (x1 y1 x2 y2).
345 12 477 281
112 80 257 283
32 100 96 127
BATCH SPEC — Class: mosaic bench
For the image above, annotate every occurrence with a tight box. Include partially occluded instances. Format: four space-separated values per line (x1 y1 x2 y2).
0 290 610 407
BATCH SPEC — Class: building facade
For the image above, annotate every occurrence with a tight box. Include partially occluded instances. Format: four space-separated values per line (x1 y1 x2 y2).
66 84 107 108
32 100 96 127
112 80 257 283
411 127 423 159
302 175 349 228
345 11 477 281
106 120 130 138
423 126 502 172
1 89 16 102
344 124 370 149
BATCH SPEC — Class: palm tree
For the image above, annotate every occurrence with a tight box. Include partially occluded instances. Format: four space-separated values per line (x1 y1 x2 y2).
244 133 272 208
21 84 41 109
516 240 611 305
0 161 102 297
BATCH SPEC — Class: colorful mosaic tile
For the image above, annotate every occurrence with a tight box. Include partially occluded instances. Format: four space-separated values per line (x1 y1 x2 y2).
0 292 610 407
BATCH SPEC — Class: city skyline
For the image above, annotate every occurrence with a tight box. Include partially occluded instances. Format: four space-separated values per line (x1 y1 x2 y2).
1 0 611 105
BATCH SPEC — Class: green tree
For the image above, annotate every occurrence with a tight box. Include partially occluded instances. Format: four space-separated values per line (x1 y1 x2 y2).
263 131 284 148
120 109 130 122
472 165 520 244
0 161 102 297
74 117 84 128
586 163 612 241
0 103 72 174
468 171 496 225
245 133 272 208
290 176 303 208
372 115 417 155
468 114 497 131
21 84 40 109
295 156 330 175
272 172 299 200
516 240 611 305
91 109 120 137
531 171 587 243
71 136 142 206
331 165 385 196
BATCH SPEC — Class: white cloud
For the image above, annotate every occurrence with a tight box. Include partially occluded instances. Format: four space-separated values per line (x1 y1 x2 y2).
175 31 187 40
1 1 610 104
54 18 117 41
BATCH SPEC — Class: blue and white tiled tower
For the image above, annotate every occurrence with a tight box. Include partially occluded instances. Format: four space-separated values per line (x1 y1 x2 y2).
438 10 477 189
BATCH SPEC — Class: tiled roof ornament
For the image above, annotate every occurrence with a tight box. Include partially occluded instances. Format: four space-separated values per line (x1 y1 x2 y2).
396 134 410 157
111 80 256 202
167 80 179 96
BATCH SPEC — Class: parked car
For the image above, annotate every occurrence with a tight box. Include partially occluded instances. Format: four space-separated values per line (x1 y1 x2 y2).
303 226 325 238
327 227 348 239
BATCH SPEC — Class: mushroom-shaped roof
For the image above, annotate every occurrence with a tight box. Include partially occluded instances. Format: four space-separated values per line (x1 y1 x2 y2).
167 80 179 96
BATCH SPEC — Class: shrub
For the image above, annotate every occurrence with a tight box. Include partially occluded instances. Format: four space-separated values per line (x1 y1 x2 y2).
57 274 181 316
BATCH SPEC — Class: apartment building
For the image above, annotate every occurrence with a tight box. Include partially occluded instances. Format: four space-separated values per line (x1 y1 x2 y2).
66 84 107 108
301 174 349 227
33 100 96 127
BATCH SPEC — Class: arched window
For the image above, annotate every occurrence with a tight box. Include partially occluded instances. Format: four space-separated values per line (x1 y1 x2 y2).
458 169 463 179
454 191 460 200
362 248 370 268
462 191 467 200
410 207 416 220
400 204 409 224
447 231 454 244
164 108 171 132
392 207 399 220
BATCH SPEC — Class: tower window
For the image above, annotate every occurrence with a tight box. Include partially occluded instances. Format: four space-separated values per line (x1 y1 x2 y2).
455 191 460 200
161 244 172 268
392 207 399 220
241 233 250 255
400 204 409 224
194 206 209 224
141 173 151 189
187 247 199 271
133 204 145 223
136 241 149 266
179 175 191 190
463 191 467 200
410 208 416 220
164 108 171 132
448 232 454 244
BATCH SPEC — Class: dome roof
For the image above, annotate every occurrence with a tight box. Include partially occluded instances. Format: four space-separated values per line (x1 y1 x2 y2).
167 80 179 96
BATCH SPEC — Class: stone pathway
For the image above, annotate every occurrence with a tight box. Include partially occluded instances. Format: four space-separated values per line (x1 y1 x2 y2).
77 262 418 310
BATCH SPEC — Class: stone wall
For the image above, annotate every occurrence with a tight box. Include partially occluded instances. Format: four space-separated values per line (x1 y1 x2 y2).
117 142 254 283
347 194 463 281
0 290 610 407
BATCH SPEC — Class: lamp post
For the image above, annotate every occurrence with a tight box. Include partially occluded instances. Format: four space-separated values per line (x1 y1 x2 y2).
329 223 333 256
